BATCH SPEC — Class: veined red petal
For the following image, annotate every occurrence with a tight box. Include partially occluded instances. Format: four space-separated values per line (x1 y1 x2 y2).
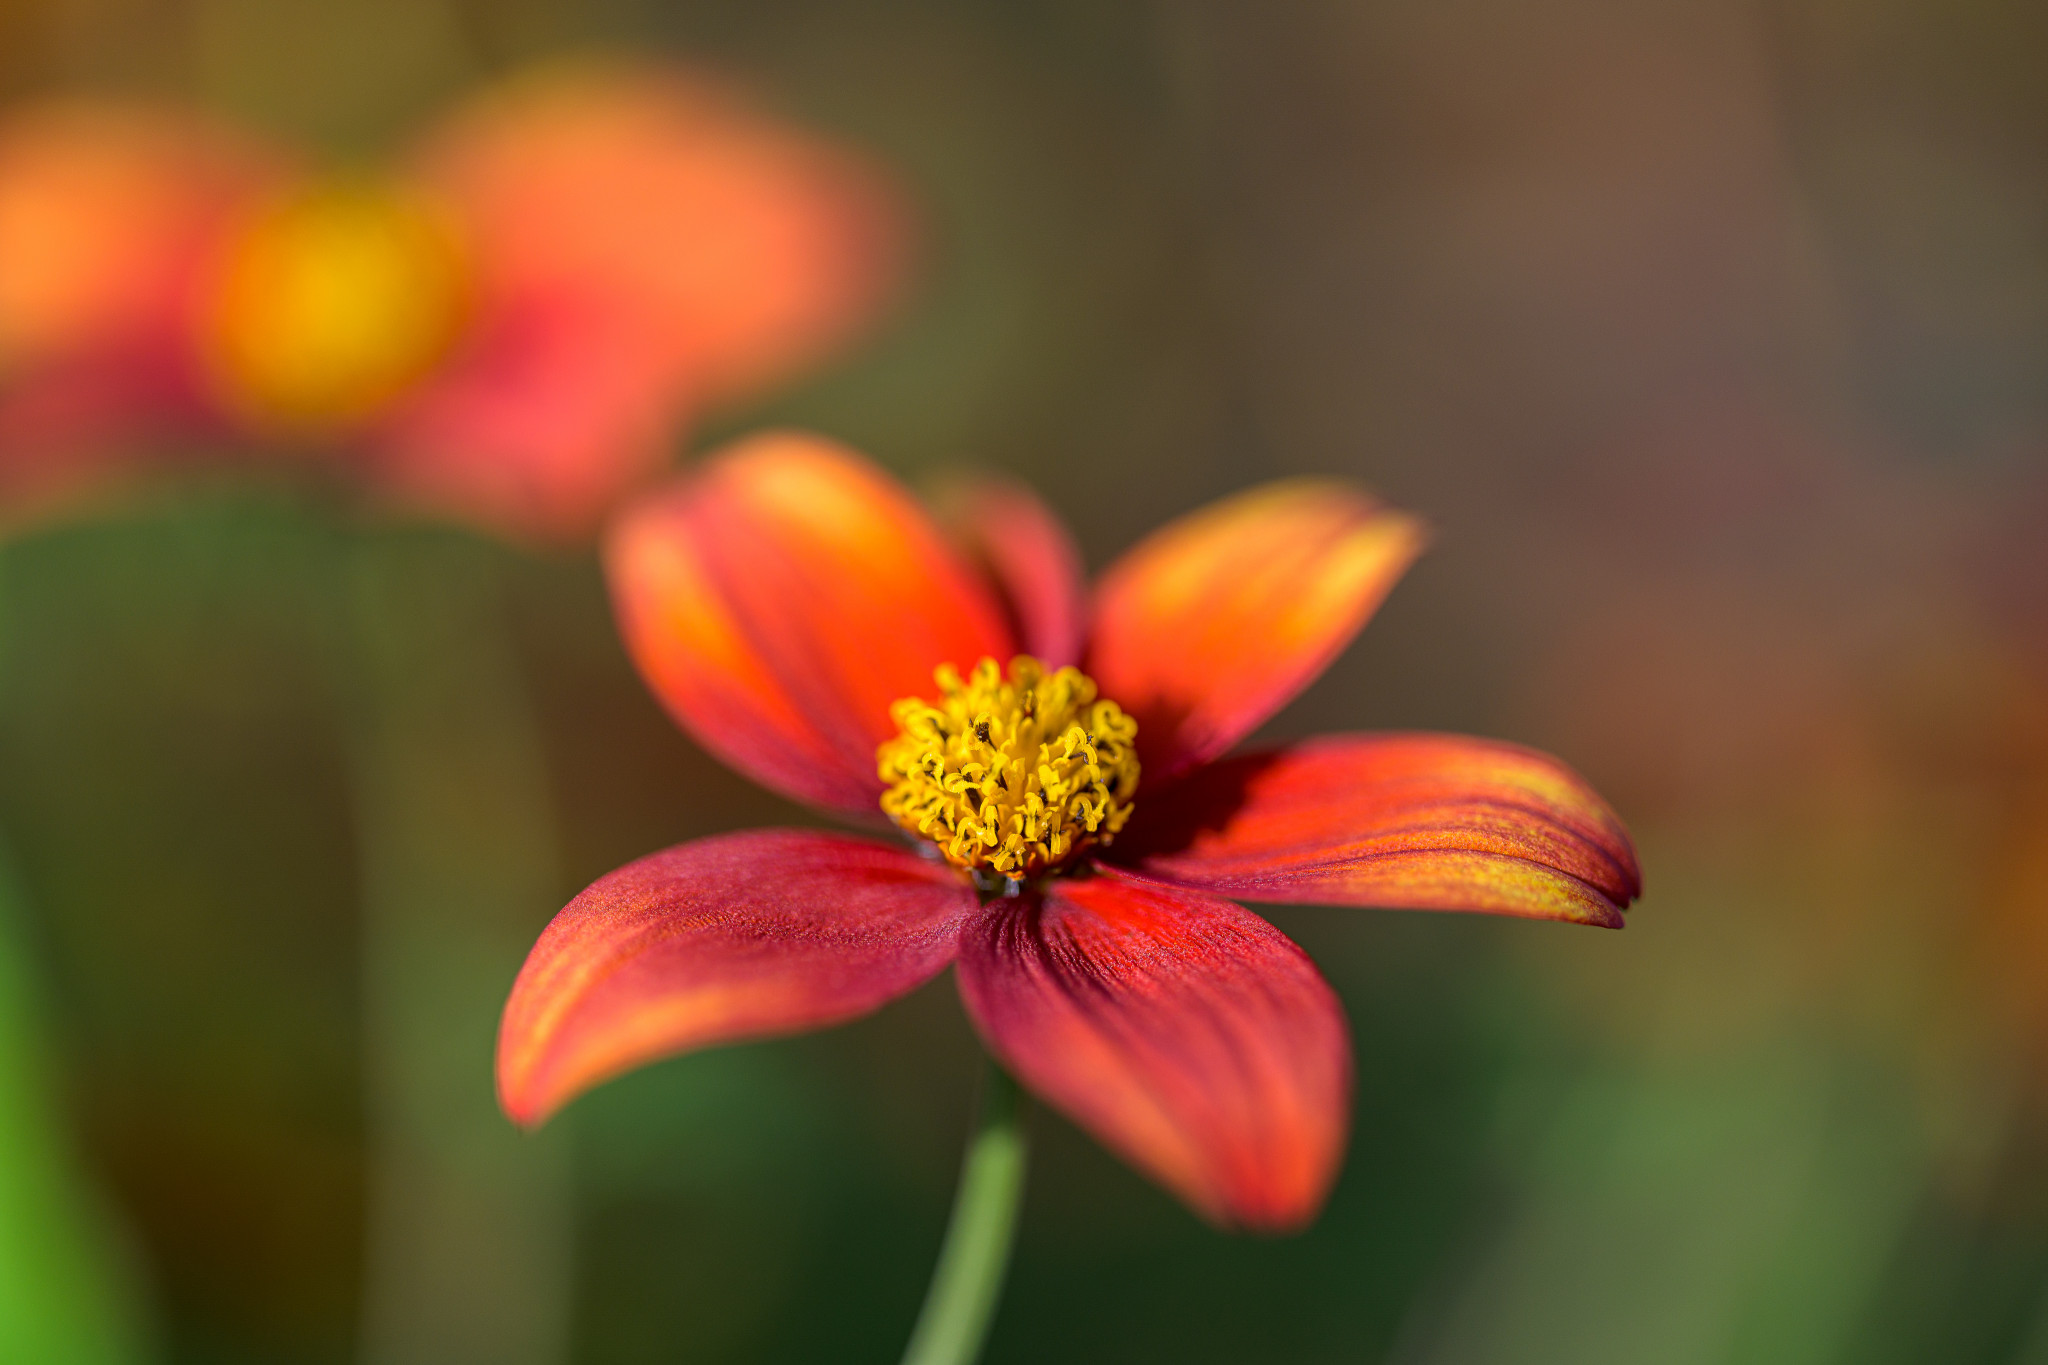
605 432 1014 815
956 873 1351 1232
933 473 1087 667
497 829 975 1127
1111 732 1641 927
1087 480 1426 782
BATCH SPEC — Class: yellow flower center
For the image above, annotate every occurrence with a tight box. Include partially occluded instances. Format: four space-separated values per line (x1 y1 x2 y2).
879 656 1140 881
205 181 469 433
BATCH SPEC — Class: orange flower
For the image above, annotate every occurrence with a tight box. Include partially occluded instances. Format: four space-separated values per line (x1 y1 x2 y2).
497 432 1641 1231
0 67 903 537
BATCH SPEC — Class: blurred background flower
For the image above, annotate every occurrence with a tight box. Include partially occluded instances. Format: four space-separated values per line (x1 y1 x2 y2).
0 21 912 1365
0 63 902 538
0 1 2044 1363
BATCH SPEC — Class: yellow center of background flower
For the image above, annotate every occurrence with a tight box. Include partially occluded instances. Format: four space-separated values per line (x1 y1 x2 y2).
206 181 469 433
879 656 1140 880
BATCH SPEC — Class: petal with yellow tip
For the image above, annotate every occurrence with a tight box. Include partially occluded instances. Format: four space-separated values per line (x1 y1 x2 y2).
497 829 975 1128
605 432 1013 815
1109 733 1640 926
1086 480 1426 782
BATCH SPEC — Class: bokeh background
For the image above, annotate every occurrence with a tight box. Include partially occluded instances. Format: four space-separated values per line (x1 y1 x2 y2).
3 1 2048 1362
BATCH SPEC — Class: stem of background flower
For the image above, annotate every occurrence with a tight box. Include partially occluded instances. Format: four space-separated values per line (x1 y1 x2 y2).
337 530 574 1365
900 1055 1029 1365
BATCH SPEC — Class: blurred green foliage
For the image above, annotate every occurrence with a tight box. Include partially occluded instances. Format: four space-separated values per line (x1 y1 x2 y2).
0 849 147 1364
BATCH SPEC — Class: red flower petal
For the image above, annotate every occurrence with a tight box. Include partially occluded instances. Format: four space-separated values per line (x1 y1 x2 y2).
0 104 280 513
497 829 975 1127
1111 733 1641 927
933 473 1087 666
956 873 1351 1232
1086 480 1426 782
367 290 685 541
414 63 904 408
0 104 271 368
605 432 1014 815
368 65 905 541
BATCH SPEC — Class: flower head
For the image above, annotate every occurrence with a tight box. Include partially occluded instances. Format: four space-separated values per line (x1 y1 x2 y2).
0 66 905 537
497 431 1642 1230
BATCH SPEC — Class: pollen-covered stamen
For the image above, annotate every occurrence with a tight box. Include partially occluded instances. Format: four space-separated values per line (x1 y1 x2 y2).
878 656 1139 879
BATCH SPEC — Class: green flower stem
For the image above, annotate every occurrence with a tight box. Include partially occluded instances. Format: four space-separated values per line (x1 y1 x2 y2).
339 530 573 1365
900 1055 1030 1365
